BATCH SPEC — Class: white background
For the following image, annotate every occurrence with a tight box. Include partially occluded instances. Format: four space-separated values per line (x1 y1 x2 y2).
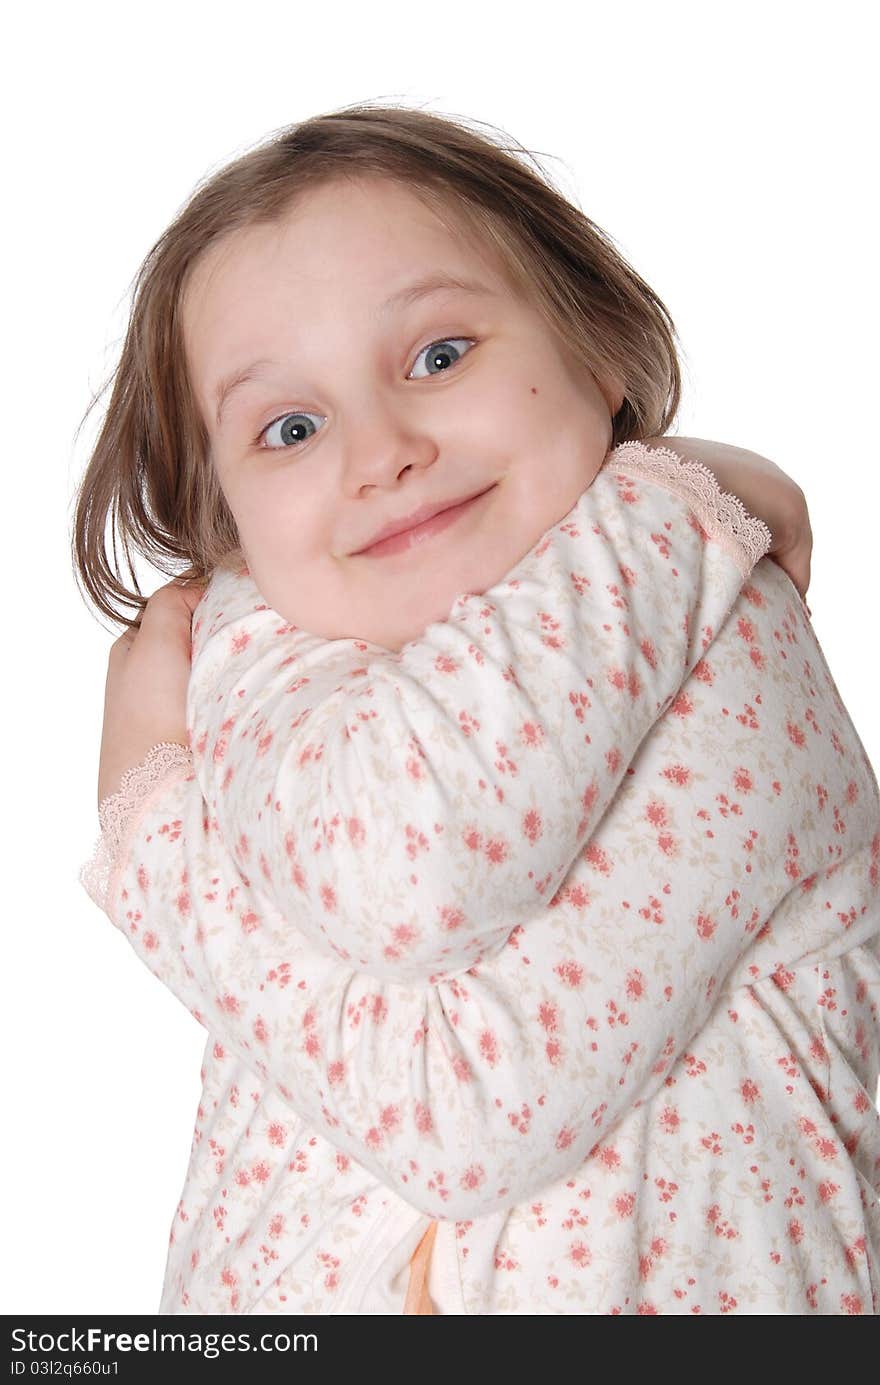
4 0 877 1314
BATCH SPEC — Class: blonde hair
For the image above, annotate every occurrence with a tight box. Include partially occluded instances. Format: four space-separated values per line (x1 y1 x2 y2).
71 100 683 630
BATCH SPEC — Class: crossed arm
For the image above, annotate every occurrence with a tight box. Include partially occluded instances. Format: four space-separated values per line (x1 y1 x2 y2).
82 443 775 1219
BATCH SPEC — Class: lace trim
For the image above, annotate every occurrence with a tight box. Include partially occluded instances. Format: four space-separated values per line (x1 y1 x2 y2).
78 741 194 914
606 440 773 575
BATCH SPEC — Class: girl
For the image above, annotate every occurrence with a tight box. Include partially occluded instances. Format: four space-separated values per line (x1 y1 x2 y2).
75 104 877 1314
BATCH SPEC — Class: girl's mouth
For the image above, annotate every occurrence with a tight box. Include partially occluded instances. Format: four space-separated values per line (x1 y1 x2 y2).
355 485 497 559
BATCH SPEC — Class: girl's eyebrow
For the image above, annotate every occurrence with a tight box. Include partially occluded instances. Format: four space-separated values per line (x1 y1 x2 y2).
212 271 496 429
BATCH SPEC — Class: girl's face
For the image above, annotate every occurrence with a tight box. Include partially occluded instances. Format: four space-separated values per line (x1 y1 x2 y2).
183 177 624 652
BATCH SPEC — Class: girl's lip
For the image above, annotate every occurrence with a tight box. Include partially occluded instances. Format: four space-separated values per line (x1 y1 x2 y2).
354 485 497 558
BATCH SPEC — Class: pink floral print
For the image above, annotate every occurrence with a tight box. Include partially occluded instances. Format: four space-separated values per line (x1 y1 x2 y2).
79 441 880 1314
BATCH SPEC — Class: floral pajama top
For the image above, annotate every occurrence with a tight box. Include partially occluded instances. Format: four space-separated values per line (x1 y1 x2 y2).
79 441 880 1315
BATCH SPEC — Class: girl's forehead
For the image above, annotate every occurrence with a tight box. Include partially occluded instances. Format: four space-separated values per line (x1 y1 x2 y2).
187 244 515 343
188 182 507 305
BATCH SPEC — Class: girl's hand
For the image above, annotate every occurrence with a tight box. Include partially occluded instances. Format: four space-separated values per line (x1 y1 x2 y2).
651 436 813 608
97 579 208 810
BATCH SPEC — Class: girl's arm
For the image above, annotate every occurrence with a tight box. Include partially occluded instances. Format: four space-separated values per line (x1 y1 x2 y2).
83 531 879 1226
80 440 794 1222
184 441 773 983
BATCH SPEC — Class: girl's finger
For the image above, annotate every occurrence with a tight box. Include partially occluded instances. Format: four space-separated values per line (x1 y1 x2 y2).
143 583 205 622
170 579 209 614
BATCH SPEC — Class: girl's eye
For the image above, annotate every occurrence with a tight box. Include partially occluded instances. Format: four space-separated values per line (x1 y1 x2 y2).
257 336 475 451
408 335 474 380
259 410 323 451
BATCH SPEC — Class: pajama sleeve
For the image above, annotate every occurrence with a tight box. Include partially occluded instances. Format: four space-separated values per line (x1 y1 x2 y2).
82 442 836 1223
184 442 773 983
